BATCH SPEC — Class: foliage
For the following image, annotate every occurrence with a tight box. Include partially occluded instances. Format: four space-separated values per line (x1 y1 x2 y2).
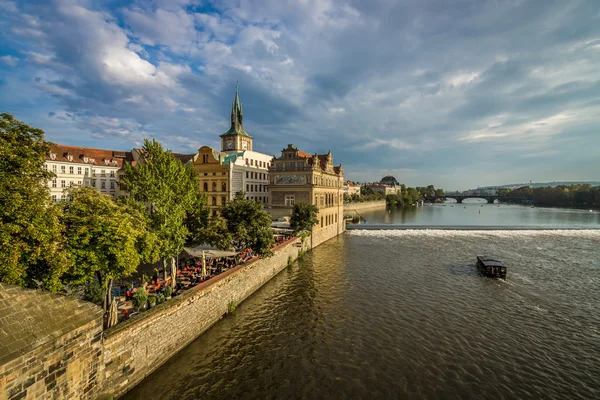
184 168 211 243
219 194 274 256
0 113 70 292
198 215 233 250
156 293 165 304
148 296 156 306
288 255 294 266
164 285 173 298
290 203 319 234
132 287 148 310
508 185 600 208
227 301 238 313
121 138 207 273
152 268 159 280
84 282 104 304
61 186 158 310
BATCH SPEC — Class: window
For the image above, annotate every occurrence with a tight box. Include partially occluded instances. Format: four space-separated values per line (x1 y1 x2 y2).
110 171 115 178
251 159 254 166
52 165 57 173
110 181 115 189
222 182 226 192
60 194 65 202
92 170 96 176
212 210 217 217
61 166 65 173
212 197 217 206
92 179 96 186
204 182 208 191
204 172 208 176
61 180 66 187
69 181 74 187
321 216 323 226
221 196 226 205
52 179 57 187
246 184 249 191
101 170 106 177
335 214 338 223
78 181 82 186
212 182 217 191
77 167 82 174
101 181 106 189
203 154 209 163
51 195 57 203
69 166 74 174
43 164 48 171
85 168 89 175
285 195 295 206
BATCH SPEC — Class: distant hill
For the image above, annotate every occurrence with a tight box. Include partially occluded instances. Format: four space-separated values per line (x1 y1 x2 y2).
481 181 600 190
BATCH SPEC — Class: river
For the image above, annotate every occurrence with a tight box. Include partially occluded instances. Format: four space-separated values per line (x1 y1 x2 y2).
124 207 600 399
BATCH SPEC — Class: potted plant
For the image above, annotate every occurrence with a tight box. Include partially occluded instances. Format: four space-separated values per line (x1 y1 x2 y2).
152 267 159 281
148 296 157 308
132 287 148 311
164 285 173 300
156 293 165 304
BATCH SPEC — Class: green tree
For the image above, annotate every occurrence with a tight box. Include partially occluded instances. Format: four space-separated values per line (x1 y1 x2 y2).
290 203 319 234
121 139 205 280
220 192 274 256
61 187 158 311
0 113 70 291
198 214 233 250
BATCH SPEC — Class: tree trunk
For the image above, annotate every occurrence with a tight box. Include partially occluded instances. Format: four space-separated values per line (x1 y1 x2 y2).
105 278 113 313
162 257 168 282
97 272 106 311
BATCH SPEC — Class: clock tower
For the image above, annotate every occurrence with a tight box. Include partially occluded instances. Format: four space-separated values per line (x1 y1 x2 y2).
220 86 253 152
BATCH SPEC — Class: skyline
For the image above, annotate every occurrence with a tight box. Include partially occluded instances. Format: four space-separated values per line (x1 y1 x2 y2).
1 0 599 190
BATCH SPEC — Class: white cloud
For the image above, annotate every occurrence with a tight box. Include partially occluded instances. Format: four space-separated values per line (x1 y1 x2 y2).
0 55 18 66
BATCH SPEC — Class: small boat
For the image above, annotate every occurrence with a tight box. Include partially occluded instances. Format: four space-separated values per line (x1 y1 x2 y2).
476 256 507 279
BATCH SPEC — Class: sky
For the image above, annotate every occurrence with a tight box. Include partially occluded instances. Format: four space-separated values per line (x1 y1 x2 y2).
1 0 599 190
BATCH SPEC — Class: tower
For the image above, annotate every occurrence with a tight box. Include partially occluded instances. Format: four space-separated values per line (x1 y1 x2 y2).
220 86 253 152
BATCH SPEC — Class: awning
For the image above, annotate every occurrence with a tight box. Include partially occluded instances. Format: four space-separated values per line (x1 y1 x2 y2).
182 245 238 259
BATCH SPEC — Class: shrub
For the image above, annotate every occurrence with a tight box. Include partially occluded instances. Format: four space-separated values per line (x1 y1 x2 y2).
84 282 104 304
228 301 238 313
148 296 156 306
156 293 165 304
132 287 148 310
164 285 173 298
152 268 159 280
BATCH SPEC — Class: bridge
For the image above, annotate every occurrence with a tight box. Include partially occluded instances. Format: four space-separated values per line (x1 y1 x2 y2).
428 195 532 204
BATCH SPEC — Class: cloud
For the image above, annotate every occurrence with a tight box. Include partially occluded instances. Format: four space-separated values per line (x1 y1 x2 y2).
0 55 18 66
0 0 599 190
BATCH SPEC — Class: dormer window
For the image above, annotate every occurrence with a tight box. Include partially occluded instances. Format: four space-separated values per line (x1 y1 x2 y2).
104 159 110 165
67 155 73 162
112 161 117 166
89 158 95 164
83 156 88 163
50 153 56 160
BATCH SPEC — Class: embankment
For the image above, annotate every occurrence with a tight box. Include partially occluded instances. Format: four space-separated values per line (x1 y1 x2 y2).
344 200 386 213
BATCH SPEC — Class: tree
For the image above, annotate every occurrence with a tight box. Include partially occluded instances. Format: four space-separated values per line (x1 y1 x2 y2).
61 187 158 311
0 113 70 292
121 139 206 281
198 214 233 250
220 192 274 256
290 203 319 234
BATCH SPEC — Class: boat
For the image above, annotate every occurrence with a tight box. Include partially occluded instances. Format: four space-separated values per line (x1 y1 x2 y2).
476 256 507 279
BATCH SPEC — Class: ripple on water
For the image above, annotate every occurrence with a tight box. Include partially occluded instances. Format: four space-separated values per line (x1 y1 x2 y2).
124 231 600 400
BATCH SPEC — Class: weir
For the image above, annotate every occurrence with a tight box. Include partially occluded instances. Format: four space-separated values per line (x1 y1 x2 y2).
346 224 600 230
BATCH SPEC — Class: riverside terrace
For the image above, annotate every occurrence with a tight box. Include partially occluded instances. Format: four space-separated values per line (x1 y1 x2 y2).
113 232 296 325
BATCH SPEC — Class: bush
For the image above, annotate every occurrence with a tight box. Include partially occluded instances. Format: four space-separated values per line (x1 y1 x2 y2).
156 293 165 304
164 285 173 298
152 268 159 280
132 287 148 310
228 301 238 313
148 296 156 306
84 282 104 304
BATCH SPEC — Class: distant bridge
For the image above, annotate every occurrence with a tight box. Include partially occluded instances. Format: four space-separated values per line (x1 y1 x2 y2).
428 195 533 204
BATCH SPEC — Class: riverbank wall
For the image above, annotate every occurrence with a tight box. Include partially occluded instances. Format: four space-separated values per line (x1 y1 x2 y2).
99 237 308 399
344 200 386 213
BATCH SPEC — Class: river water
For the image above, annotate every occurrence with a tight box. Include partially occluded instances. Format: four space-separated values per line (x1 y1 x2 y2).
125 207 600 400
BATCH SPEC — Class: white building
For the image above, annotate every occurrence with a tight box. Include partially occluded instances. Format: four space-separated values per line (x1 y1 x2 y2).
44 145 129 202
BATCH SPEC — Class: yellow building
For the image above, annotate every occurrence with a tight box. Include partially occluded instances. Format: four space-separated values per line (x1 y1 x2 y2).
192 87 272 215
268 144 345 247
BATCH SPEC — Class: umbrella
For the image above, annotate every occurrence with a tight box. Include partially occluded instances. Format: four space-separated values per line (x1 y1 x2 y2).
171 258 177 288
202 250 207 279
107 297 118 328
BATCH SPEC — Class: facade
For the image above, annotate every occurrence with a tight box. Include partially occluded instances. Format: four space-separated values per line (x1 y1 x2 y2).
44 145 130 202
344 181 361 196
366 183 400 195
268 144 344 244
192 87 272 215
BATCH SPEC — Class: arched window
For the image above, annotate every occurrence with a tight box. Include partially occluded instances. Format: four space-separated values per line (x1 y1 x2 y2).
212 182 217 191
222 182 226 192
321 216 323 227
203 182 208 191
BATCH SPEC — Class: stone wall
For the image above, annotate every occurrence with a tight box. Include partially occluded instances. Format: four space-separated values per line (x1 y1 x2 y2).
0 284 104 400
99 238 308 399
344 200 386 212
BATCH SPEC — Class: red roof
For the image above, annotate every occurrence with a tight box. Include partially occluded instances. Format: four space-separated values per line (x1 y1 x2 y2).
297 150 313 158
46 145 132 167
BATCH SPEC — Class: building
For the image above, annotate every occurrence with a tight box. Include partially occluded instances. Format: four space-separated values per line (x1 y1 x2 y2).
268 144 344 247
44 145 130 202
192 87 272 215
365 183 399 195
344 181 361 196
380 175 400 186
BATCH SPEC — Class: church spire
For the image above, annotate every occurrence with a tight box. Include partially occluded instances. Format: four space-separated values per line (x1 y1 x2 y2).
221 84 252 139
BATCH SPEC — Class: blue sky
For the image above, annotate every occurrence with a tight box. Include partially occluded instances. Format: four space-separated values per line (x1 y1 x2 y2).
1 0 599 190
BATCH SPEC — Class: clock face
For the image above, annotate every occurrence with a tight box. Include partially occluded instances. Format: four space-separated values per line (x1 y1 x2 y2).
225 140 233 150
242 141 248 150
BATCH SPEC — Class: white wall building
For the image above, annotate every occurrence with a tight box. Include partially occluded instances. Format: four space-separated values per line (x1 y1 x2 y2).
44 145 129 202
